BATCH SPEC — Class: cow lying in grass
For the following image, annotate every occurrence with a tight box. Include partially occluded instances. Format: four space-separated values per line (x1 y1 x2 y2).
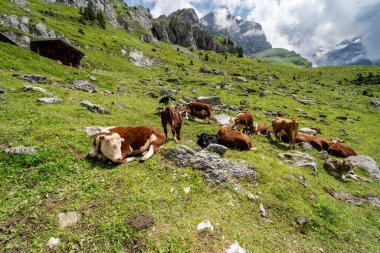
197 133 220 148
89 126 165 164
218 125 254 150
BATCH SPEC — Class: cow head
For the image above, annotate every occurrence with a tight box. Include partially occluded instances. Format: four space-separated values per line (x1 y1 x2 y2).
197 133 219 148
229 117 237 128
96 133 124 162
253 122 259 134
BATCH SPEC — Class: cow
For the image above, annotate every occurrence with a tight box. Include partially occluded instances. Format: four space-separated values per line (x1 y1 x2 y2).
295 133 328 151
89 126 166 164
197 133 220 148
253 122 269 135
185 102 213 124
271 117 299 149
217 125 253 150
161 106 186 143
159 95 176 106
229 111 255 135
328 142 357 158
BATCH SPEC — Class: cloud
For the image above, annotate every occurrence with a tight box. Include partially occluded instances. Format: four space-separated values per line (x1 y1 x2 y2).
125 0 380 62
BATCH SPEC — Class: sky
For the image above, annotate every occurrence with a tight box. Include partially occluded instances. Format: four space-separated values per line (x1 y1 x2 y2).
124 0 380 62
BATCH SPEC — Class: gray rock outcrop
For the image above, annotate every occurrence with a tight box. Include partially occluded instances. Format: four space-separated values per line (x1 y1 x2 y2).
68 80 97 93
163 145 255 183
0 85 4 93
38 97 63 103
112 101 128 109
5 146 37 154
207 144 228 156
23 74 47 84
278 151 318 173
80 100 110 114
196 96 221 105
347 155 380 180
23 85 52 95
213 114 232 126
129 48 161 67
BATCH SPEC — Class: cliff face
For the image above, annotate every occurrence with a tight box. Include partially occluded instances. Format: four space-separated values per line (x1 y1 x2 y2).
201 8 271 54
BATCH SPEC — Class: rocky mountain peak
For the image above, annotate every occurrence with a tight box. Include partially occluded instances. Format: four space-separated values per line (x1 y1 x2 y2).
168 8 199 24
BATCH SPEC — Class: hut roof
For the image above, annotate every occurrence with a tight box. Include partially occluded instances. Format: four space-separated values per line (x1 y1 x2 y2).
0 32 19 46
30 38 84 57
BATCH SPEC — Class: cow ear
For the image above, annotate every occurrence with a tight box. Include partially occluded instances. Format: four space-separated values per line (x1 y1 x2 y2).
197 135 200 138
98 135 105 140
120 138 125 142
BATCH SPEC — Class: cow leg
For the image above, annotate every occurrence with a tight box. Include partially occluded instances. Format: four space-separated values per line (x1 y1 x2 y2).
171 125 177 143
140 144 155 162
176 124 182 141
116 146 134 164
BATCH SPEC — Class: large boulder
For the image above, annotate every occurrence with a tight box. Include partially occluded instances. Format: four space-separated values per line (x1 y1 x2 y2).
23 74 47 84
68 80 97 93
346 155 380 180
196 96 221 105
213 114 232 126
23 85 52 95
278 151 317 173
80 100 110 114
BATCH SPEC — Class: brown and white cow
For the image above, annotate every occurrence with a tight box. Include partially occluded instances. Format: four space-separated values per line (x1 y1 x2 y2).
295 133 332 151
89 126 166 164
161 106 186 143
217 125 253 150
185 102 213 124
253 122 269 135
229 111 255 135
271 117 299 149
327 142 357 158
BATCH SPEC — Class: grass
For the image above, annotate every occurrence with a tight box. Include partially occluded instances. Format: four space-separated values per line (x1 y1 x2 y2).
1 0 380 252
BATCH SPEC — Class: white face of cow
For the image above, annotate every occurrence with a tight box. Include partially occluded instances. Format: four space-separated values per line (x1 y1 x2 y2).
98 133 124 162
229 117 237 127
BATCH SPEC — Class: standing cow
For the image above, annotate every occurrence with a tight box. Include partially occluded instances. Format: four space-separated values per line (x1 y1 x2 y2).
161 106 186 143
272 117 299 149
89 126 166 163
185 102 213 124
229 111 255 135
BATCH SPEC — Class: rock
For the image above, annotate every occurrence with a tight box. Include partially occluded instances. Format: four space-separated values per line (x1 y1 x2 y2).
103 90 113 94
38 97 63 103
312 127 322 134
235 77 247 82
278 151 318 173
148 92 158 98
81 126 113 137
296 216 309 226
163 145 255 183
277 111 287 117
80 100 110 114
183 187 191 194
129 49 161 67
211 68 224 75
46 237 60 249
224 85 234 91
259 203 272 222
325 188 380 206
226 241 247 253
346 155 380 179
196 96 221 105
338 128 346 133
125 214 154 231
58 211 78 229
68 80 97 93
213 114 232 126
260 90 271 97
117 86 128 92
0 85 4 93
299 128 317 136
112 101 128 109
23 74 47 84
160 90 179 96
298 99 315 105
298 142 313 150
247 192 259 201
89 76 96 82
320 151 329 159
276 85 288 90
240 100 247 106
5 146 36 154
207 143 228 155
197 220 214 232
199 67 212 73
335 116 348 121
23 85 52 95
371 100 380 108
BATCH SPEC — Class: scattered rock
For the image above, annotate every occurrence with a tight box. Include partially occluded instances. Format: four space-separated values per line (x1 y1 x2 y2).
89 76 96 82
197 220 214 232
207 143 228 156
125 214 154 231
196 96 221 105
163 145 255 183
226 241 247 253
199 67 212 73
276 85 288 90
325 188 380 206
117 85 128 93
23 74 47 84
346 155 380 179
112 101 128 109
278 151 318 173
299 176 309 188
338 128 346 133
149 92 158 98
38 97 63 103
46 237 60 249
259 203 272 222
320 151 329 159
160 89 179 96
296 216 309 226
335 116 347 121
260 90 271 97
103 90 113 94
298 99 315 105
213 114 232 126
298 142 313 150
235 77 247 82
183 187 191 194
371 100 380 108
80 100 110 114
81 126 112 137
240 100 247 106
0 85 4 93
5 146 36 154
129 49 161 67
299 128 317 136
247 192 259 201
23 85 52 95
68 80 97 93
58 211 78 229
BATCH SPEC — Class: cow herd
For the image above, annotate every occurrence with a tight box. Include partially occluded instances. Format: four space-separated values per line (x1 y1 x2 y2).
88 100 358 165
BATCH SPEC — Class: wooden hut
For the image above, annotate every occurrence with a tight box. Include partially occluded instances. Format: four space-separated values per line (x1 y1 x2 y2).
0 32 19 46
30 38 85 68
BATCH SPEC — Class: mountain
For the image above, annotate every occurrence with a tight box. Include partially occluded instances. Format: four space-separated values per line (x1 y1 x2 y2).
200 8 271 55
313 37 373 66
252 48 312 67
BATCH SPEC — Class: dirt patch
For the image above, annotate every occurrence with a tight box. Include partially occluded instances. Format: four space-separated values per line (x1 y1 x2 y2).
126 238 145 253
125 214 154 231
0 143 10 149
325 188 380 206
0 215 24 229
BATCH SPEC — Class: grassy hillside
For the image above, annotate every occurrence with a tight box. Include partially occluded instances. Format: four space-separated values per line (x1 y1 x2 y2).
251 48 312 67
1 0 380 252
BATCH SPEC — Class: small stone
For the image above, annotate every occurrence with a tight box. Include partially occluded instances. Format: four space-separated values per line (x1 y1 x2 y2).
259 203 272 222
247 192 258 201
196 96 221 105
38 97 63 103
207 143 228 155
213 114 232 126
23 74 47 84
68 80 97 93
197 220 214 232
298 142 313 150
46 237 60 249
103 90 113 94
0 85 4 93
337 128 346 133
371 100 380 108
298 99 315 105
184 187 190 194
5 146 36 154
335 116 347 121
89 76 96 82
235 77 247 82
240 100 247 105
58 211 78 229
125 214 154 231
309 194 316 200
296 216 308 226
226 241 247 253
278 151 318 173
112 101 128 109
80 100 110 114
299 128 317 136
346 155 380 180
23 85 52 95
